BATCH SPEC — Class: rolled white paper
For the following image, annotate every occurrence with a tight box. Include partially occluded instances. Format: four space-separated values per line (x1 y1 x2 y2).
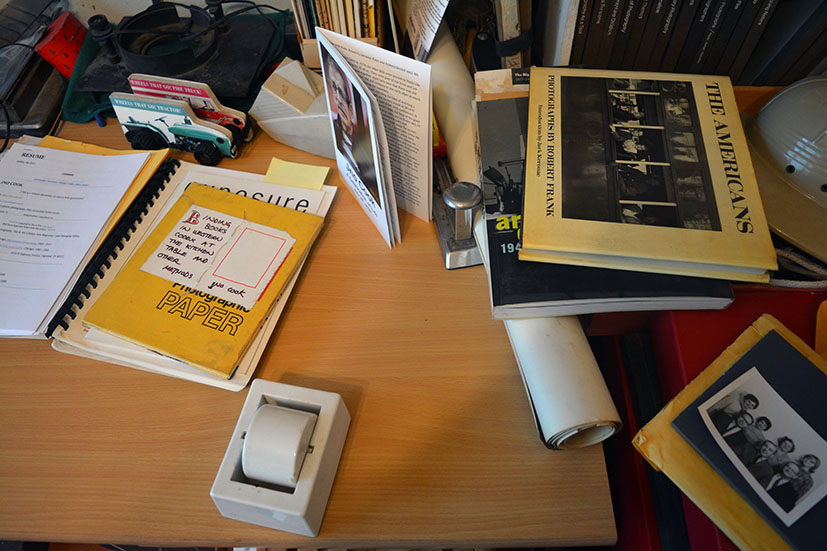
505 317 622 450
242 404 317 488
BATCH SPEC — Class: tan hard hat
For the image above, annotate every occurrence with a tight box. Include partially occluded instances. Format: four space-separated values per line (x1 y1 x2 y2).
746 76 827 263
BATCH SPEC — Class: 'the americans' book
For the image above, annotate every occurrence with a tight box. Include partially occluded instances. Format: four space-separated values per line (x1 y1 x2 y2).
519 67 777 282
82 183 323 379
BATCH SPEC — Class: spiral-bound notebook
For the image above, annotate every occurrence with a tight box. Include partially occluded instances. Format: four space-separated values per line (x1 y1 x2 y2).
49 158 336 391
0 140 169 338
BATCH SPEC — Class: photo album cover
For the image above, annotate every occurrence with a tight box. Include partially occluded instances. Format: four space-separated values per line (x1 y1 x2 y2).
672 329 827 550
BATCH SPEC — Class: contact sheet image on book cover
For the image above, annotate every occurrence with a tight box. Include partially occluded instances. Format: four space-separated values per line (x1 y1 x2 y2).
519 67 778 282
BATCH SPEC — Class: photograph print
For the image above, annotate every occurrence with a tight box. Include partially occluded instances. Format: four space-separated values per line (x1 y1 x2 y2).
699 367 827 526
320 45 380 206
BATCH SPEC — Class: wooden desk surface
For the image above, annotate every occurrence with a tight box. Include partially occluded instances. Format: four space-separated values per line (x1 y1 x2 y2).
0 122 616 547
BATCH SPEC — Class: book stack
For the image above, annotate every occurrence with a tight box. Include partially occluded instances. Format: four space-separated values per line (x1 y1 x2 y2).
541 0 827 85
472 67 753 320
81 183 324 381
50 158 336 391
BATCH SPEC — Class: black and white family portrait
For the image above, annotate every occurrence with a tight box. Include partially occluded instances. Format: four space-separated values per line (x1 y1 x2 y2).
700 367 827 526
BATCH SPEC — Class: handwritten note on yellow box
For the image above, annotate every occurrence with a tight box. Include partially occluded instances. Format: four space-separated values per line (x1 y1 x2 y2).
264 157 329 191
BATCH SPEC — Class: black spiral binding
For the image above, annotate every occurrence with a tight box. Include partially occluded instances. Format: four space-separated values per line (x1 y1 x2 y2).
45 158 182 338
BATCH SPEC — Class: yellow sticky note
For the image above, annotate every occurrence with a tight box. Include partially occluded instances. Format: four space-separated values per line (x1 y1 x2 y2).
264 157 329 191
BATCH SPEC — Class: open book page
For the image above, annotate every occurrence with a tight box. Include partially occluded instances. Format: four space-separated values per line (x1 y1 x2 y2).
0 144 149 337
317 27 432 222
317 29 398 247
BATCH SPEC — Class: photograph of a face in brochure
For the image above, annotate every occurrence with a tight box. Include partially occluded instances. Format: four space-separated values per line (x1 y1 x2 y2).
318 34 400 248
698 367 827 527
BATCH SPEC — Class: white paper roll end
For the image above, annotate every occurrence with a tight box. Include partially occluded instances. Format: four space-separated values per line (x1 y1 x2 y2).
242 404 317 488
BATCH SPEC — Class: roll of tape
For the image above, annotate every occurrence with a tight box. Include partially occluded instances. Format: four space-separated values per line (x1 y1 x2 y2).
242 404 317 488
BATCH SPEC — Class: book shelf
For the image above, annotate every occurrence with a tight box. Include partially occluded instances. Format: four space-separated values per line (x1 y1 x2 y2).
542 0 827 86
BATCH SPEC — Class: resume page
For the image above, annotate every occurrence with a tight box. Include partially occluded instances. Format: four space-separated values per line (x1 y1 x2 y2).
0 144 148 336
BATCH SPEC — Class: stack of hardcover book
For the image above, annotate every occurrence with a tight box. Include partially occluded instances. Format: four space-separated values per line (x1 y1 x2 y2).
472 67 777 320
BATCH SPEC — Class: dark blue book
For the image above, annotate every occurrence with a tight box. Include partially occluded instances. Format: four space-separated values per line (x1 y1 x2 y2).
689 0 731 73
633 0 669 69
714 0 768 74
647 0 682 70
745 0 827 84
570 0 596 65
675 0 720 72
621 0 654 68
596 0 629 68
733 0 821 84
608 0 640 68
701 0 750 74
659 0 703 71
777 28 827 84
582 0 611 67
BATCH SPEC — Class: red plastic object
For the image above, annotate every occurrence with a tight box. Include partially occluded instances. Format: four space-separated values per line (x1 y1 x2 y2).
595 336 662 551
35 11 87 80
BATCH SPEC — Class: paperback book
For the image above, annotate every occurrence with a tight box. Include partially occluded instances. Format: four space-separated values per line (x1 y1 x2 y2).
473 68 733 320
82 184 324 379
519 67 777 282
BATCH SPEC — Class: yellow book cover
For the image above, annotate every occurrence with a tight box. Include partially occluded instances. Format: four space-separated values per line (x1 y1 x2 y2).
83 184 323 378
519 67 777 282
633 314 827 551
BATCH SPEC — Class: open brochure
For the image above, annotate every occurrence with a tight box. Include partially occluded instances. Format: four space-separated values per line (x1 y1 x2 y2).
317 27 432 248
51 161 336 391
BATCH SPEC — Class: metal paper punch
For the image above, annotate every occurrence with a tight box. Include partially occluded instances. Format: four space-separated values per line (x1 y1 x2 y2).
432 158 483 270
